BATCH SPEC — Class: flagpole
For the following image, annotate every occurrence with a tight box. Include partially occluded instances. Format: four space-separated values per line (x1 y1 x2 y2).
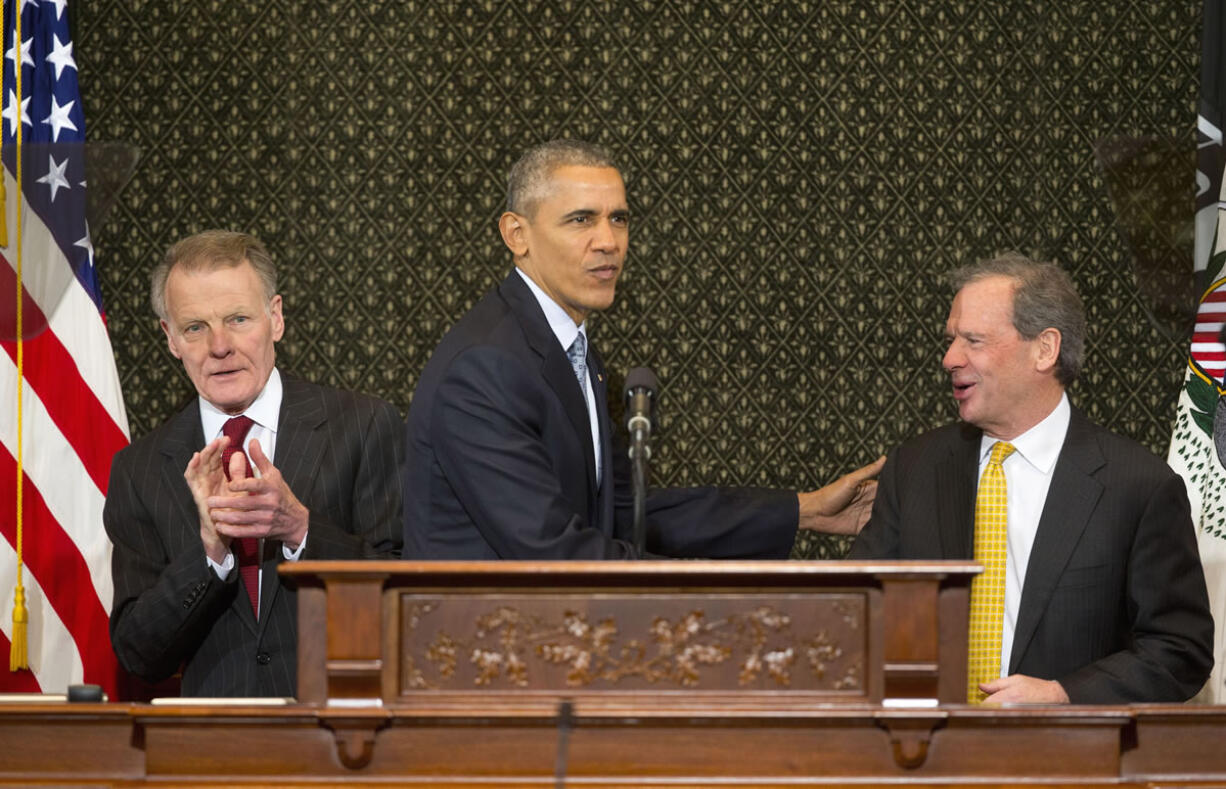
10 0 28 673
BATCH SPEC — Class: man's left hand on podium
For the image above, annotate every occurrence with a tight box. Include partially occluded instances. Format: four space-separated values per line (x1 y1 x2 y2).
980 674 1070 704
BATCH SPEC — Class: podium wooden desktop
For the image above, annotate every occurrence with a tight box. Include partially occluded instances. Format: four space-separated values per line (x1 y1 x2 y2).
4 559 1226 786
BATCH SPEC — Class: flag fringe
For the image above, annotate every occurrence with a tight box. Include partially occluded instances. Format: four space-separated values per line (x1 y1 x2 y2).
9 585 27 671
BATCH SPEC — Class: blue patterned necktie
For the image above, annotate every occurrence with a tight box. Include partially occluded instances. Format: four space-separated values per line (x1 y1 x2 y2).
569 331 603 485
567 332 588 403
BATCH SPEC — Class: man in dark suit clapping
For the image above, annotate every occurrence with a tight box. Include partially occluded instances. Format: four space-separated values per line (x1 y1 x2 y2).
849 253 1213 704
105 230 402 697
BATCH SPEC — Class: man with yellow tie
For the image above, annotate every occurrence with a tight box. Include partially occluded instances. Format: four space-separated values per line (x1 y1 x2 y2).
849 254 1213 704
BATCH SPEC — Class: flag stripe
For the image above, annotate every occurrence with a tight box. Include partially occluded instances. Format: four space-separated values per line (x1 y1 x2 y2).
0 446 112 696
0 270 126 494
0 215 129 434
0 533 83 693
0 351 112 608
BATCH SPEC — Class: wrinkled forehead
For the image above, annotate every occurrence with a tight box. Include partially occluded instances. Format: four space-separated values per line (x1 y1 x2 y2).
165 260 270 311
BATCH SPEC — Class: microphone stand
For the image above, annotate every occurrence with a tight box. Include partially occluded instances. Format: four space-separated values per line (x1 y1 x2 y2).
624 367 658 557
628 414 650 554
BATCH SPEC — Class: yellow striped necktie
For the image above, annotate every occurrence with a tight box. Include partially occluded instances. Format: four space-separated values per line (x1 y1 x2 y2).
967 440 1015 703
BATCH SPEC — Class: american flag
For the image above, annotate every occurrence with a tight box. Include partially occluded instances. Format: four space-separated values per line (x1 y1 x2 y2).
0 0 128 696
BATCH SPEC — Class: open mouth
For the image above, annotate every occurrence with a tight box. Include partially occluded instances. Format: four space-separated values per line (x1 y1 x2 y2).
588 265 619 281
952 381 975 400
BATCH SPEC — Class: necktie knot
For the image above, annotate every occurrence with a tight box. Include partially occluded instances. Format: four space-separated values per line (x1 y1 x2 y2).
222 415 254 444
221 415 255 481
567 333 588 390
989 441 1016 466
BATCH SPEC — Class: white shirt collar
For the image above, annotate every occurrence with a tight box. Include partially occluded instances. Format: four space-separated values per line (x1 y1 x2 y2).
516 268 586 354
978 391 1070 474
199 367 283 439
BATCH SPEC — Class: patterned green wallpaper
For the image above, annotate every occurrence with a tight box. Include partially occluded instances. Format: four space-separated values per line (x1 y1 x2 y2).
75 1 1201 557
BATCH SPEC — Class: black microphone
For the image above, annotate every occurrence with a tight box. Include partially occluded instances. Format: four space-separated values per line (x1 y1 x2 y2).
624 367 659 456
623 367 659 555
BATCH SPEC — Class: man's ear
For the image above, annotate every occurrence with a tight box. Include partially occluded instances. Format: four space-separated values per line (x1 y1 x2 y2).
160 319 183 360
268 294 285 342
1035 327 1062 374
499 211 529 257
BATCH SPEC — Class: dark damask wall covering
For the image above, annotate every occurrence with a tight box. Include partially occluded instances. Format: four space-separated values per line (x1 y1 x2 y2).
75 1 1201 558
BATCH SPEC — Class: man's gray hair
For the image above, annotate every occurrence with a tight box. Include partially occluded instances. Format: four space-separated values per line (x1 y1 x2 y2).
949 252 1086 386
505 139 619 216
151 230 278 321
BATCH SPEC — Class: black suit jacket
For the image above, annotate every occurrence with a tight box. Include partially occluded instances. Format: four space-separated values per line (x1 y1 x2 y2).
402 270 797 559
105 375 403 697
848 408 1213 703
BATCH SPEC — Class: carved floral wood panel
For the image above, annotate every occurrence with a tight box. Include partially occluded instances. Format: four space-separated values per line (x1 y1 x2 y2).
398 593 866 694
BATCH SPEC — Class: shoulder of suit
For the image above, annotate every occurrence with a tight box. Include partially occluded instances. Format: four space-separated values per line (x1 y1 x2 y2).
115 398 199 462
892 421 976 457
424 288 534 372
281 374 398 418
1069 412 1174 477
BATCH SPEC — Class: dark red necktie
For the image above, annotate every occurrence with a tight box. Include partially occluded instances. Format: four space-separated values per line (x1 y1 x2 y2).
221 416 260 619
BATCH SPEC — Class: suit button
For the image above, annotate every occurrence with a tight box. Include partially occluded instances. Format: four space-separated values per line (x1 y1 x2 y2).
256 652 271 665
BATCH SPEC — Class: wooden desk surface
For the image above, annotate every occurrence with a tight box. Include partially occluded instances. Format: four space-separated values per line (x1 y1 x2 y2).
1 701 1225 787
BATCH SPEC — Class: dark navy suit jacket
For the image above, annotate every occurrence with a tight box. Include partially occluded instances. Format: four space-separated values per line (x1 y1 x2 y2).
402 270 797 560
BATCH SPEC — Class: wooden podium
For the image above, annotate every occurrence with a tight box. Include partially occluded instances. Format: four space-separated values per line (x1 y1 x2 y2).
282 559 985 776
287 560 978 712
5 560 1226 786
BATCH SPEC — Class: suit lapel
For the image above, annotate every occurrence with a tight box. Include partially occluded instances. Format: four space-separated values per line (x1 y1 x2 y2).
261 375 327 625
589 346 615 533
937 424 981 559
1008 409 1104 673
499 273 599 498
158 402 207 556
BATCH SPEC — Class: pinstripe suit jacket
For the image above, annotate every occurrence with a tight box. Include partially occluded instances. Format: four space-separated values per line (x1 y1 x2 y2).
105 375 402 697
848 408 1214 703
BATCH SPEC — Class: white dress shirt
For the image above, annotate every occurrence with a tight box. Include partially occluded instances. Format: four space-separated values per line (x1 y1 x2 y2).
198 368 307 598
977 392 1071 674
516 268 603 487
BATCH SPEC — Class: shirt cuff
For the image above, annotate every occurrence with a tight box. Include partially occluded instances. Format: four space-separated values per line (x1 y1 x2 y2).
207 549 235 580
282 532 308 562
